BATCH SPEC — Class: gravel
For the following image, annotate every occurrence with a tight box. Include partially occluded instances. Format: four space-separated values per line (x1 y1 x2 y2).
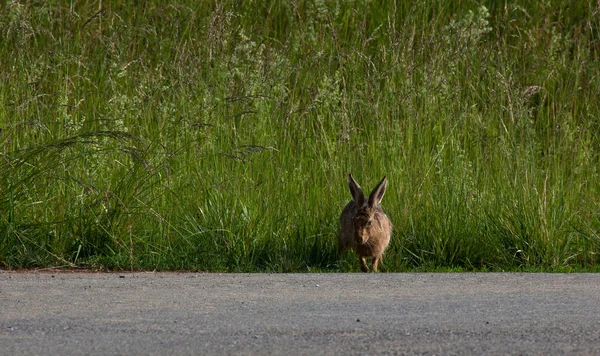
2 272 600 355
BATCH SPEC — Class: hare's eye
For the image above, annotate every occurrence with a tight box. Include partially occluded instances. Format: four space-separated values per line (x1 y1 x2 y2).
366 220 372 227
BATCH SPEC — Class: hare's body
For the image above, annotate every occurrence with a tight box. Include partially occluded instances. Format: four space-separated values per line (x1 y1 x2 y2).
339 202 391 257
339 175 392 272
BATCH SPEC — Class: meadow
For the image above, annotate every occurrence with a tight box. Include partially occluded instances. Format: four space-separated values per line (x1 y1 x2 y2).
1 1 600 272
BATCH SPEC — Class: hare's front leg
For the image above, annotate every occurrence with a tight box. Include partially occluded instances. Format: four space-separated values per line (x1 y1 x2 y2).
372 256 380 272
359 257 369 272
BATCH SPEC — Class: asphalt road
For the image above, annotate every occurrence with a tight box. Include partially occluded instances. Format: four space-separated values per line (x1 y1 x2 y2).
1 272 600 355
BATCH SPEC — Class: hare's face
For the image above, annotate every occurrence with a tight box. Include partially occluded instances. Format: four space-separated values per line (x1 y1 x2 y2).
353 209 373 244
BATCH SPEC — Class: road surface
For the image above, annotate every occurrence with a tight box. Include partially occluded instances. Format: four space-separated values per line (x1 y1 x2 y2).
1 272 600 355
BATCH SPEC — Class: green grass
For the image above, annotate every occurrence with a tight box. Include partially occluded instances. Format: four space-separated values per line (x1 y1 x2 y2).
1 0 600 272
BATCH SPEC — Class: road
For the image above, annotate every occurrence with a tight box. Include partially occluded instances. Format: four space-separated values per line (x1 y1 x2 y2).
1 272 600 355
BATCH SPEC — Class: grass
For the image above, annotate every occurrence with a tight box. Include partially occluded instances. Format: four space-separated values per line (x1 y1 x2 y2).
1 0 600 272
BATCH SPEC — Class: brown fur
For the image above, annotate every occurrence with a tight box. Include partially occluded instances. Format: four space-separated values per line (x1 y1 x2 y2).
339 174 392 272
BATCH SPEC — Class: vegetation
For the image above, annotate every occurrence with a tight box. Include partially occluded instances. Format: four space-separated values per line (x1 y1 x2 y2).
1 1 600 272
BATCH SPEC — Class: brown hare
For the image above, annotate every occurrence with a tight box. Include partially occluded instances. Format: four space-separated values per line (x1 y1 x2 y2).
339 174 392 272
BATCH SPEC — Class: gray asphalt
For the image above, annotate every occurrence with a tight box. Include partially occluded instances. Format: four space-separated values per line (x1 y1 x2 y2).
1 272 600 355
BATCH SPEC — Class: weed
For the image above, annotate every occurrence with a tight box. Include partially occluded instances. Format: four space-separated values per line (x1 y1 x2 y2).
1 1 599 271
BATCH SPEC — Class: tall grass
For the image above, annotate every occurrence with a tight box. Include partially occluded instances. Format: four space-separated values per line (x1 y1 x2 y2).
1 1 599 271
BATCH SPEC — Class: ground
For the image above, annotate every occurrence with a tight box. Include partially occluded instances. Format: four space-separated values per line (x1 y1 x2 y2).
2 272 600 355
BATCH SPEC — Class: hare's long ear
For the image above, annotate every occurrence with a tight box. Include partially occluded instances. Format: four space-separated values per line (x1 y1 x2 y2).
368 176 387 208
348 174 365 206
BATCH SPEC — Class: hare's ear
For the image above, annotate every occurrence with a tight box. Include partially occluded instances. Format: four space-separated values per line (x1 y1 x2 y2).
368 176 387 208
348 174 365 206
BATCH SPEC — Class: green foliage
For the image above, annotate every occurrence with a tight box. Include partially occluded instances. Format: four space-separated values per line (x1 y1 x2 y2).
1 0 599 271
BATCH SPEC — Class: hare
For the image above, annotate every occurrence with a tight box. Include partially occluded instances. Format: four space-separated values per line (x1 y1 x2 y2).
339 174 392 272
